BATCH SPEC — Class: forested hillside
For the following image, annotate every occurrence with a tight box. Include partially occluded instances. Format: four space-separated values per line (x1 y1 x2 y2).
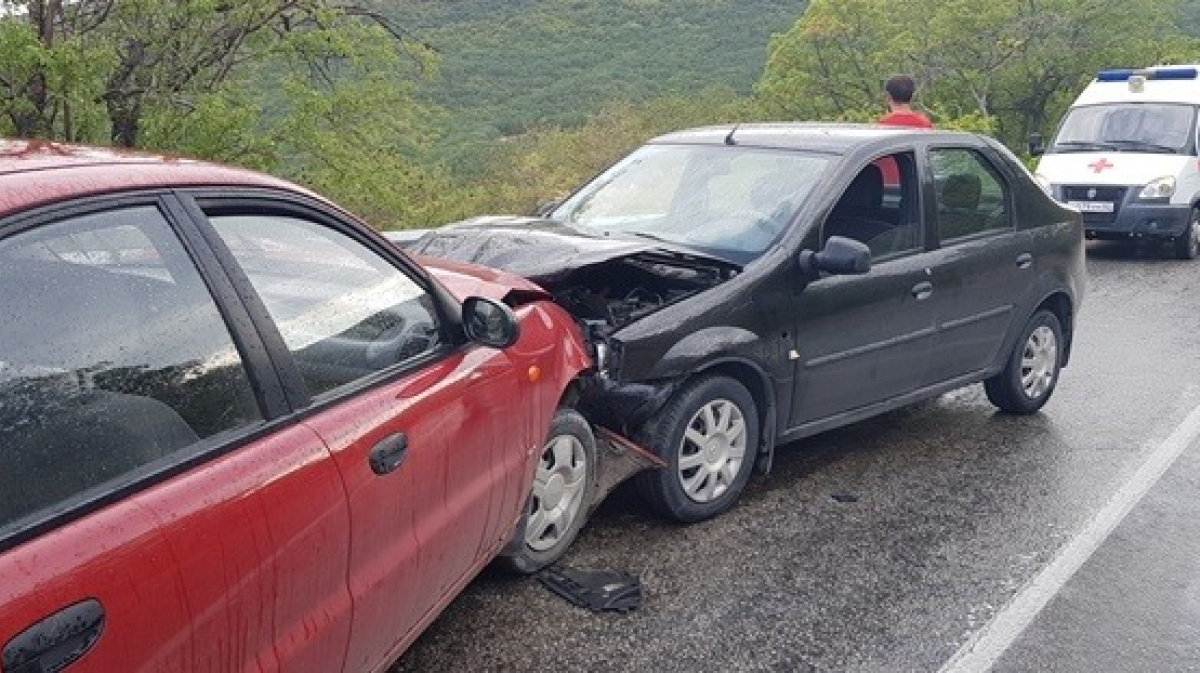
6 1 1200 230
381 1 806 143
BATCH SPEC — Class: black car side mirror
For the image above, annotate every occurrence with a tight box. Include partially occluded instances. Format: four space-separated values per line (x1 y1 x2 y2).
798 236 872 276
462 296 520 349
1028 132 1045 157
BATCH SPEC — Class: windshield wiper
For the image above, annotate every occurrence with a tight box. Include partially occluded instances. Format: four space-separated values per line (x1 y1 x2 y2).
611 230 710 257
618 230 675 244
1053 140 1116 152
1105 139 1179 154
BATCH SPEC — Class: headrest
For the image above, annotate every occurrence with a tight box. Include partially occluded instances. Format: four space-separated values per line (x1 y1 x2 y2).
838 164 884 211
941 173 981 211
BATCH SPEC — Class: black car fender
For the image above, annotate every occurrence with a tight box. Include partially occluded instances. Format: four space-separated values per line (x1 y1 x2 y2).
994 281 1077 377
643 327 784 473
991 216 1083 373
643 325 766 379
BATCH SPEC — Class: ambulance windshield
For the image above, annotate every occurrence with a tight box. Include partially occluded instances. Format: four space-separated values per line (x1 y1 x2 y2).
1050 103 1196 155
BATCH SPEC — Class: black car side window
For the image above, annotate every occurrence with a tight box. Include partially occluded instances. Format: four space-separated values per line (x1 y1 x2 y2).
206 214 443 398
823 152 922 260
930 148 1013 242
0 206 264 531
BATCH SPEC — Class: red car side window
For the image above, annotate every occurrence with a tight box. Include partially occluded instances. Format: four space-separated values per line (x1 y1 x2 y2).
206 214 442 398
0 206 263 532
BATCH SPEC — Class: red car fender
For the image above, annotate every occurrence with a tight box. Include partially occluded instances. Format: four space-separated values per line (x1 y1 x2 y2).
507 299 593 450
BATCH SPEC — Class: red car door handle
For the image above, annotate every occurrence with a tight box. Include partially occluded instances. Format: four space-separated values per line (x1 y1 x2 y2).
3 599 104 673
369 432 409 475
911 281 934 300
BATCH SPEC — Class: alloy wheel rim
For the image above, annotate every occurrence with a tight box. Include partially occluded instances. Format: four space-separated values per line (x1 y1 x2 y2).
676 398 747 503
1189 218 1200 256
1020 325 1058 400
526 434 588 552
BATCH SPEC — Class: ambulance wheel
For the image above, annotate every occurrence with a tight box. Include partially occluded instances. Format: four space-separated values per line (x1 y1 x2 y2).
1174 208 1200 260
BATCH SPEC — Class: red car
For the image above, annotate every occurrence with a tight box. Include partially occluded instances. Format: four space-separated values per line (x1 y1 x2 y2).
0 141 636 672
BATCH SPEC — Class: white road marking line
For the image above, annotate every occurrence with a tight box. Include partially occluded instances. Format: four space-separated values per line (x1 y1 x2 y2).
940 400 1200 673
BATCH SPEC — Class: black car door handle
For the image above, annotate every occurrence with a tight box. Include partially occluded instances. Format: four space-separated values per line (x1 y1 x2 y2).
369 432 409 475
911 281 934 300
1016 253 1033 269
3 599 105 673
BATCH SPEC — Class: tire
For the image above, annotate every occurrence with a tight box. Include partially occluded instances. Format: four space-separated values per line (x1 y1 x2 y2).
634 375 759 523
1173 208 1200 260
499 408 596 574
984 309 1064 415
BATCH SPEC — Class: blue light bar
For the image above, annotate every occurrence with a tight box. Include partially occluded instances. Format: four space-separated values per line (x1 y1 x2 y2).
1151 67 1198 80
1096 67 1199 82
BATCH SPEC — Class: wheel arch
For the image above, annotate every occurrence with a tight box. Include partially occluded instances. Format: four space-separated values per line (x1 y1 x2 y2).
695 357 780 473
627 324 783 472
558 378 584 409
1035 291 1074 366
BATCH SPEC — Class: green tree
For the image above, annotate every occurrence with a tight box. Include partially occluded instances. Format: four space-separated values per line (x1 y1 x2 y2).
0 0 457 230
755 0 895 120
0 0 433 147
474 88 756 215
757 0 1198 147
383 0 807 173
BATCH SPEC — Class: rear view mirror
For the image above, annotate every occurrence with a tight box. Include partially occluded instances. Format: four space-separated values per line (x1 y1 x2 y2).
798 236 872 276
1028 132 1045 157
462 297 520 349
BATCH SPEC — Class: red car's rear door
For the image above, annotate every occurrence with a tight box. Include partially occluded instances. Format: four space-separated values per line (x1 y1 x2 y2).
0 199 354 672
1 425 354 673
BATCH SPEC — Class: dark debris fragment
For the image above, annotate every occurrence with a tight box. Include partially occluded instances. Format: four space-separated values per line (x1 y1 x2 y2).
538 566 644 613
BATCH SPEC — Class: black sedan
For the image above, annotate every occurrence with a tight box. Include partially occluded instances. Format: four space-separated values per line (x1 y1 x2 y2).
400 123 1087 523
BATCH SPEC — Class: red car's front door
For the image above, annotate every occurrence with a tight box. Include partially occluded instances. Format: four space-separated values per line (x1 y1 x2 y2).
304 347 527 671
198 208 539 671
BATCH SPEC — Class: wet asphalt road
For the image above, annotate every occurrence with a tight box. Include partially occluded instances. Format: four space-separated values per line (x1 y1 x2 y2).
394 241 1200 673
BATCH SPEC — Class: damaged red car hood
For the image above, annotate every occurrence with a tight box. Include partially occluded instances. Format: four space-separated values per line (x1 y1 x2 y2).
407 215 738 283
417 253 548 302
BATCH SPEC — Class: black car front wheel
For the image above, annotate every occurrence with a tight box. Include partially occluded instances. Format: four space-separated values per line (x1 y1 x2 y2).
985 309 1063 415
635 375 759 523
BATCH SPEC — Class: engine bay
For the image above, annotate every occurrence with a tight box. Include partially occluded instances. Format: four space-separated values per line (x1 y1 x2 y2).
546 254 733 329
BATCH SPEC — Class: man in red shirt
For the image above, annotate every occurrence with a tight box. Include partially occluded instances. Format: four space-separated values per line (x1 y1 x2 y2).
878 74 933 129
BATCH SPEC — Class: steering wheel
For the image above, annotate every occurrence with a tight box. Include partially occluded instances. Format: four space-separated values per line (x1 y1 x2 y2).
364 317 436 366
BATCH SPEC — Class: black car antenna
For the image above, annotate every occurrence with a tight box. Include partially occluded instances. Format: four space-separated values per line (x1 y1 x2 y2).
724 123 740 146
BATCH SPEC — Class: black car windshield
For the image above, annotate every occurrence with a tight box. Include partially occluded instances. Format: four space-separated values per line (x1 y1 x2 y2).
1050 103 1197 155
550 144 830 259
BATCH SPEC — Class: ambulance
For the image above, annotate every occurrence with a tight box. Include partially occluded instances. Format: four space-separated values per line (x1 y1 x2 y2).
1034 65 1200 259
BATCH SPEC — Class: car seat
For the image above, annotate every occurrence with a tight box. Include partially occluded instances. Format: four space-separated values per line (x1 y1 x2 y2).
824 164 895 249
938 173 982 240
0 383 198 526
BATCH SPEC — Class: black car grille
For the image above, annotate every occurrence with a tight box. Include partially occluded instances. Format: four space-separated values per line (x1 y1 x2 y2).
1060 185 1126 226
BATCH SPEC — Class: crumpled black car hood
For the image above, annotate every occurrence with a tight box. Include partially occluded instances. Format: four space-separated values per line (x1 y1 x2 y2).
407 215 738 283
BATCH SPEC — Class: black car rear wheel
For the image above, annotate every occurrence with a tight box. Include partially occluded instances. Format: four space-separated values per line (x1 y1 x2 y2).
985 309 1063 415
635 375 758 523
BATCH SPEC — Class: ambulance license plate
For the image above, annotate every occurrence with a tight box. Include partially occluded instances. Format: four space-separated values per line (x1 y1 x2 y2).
1067 200 1115 213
